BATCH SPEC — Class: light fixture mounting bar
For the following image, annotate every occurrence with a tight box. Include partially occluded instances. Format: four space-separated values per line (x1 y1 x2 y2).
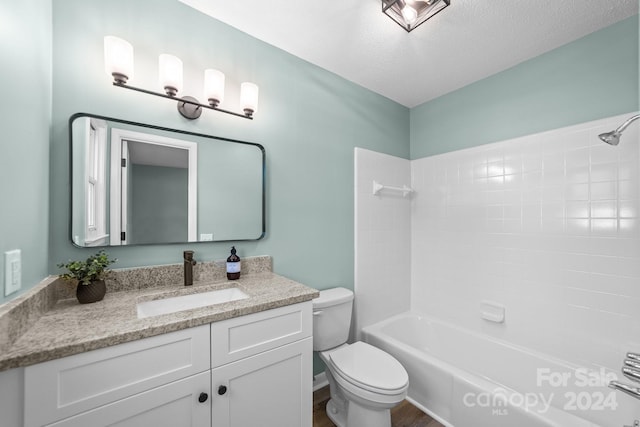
112 82 253 120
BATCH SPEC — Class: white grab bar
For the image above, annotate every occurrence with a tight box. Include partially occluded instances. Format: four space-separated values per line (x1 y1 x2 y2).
372 180 414 197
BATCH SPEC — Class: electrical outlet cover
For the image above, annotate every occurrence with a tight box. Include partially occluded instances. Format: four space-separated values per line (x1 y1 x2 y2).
4 249 21 296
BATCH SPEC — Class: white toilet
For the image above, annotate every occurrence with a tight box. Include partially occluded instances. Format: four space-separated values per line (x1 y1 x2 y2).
313 287 409 427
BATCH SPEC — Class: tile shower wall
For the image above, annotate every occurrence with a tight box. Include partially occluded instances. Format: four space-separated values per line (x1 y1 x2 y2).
411 113 640 370
354 148 411 338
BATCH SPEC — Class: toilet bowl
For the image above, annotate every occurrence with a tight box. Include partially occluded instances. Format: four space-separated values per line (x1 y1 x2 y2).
320 342 409 427
313 288 409 427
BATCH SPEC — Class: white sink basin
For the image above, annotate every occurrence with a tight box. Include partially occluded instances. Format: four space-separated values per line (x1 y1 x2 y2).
137 287 249 319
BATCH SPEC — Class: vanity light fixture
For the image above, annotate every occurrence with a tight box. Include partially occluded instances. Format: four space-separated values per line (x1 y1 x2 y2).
382 0 450 32
103 36 258 120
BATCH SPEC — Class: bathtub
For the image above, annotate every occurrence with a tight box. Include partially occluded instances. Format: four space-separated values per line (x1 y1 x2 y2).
362 313 639 427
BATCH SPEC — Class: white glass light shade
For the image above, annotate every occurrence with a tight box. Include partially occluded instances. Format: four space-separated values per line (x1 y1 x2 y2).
240 82 259 116
104 36 134 83
159 54 183 96
401 5 418 25
204 69 225 107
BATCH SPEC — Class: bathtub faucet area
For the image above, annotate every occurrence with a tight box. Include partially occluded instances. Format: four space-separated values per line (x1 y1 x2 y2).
609 352 640 400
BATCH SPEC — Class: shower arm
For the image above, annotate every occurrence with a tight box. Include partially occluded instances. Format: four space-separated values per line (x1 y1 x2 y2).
614 114 640 134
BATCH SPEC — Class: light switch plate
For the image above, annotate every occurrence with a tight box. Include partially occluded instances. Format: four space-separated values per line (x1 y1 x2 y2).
4 249 21 296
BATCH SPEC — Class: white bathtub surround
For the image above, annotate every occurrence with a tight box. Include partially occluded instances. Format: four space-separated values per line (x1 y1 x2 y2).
354 148 412 338
355 112 640 426
411 112 640 372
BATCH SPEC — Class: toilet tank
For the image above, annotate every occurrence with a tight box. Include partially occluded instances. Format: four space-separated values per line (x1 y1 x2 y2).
312 287 354 351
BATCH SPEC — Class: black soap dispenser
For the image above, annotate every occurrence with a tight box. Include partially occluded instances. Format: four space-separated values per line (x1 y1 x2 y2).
226 246 241 280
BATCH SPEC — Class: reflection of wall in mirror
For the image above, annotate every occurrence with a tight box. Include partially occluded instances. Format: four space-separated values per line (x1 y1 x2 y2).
131 164 188 244
198 142 263 240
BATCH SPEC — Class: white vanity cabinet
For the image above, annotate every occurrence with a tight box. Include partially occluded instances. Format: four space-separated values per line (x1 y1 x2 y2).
20 301 312 427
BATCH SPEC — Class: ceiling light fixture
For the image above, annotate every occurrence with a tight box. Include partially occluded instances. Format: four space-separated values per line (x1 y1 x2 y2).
104 36 258 120
382 0 450 32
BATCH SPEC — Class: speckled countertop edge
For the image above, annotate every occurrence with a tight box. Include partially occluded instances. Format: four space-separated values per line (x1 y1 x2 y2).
0 259 319 372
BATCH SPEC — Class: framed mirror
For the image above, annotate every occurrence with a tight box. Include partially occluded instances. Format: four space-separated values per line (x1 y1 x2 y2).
69 113 265 247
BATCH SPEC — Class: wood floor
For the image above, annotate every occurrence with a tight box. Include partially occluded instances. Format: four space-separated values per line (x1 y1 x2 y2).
313 386 445 427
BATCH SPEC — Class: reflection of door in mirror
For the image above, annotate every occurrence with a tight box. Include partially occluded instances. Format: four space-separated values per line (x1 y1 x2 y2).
109 129 198 245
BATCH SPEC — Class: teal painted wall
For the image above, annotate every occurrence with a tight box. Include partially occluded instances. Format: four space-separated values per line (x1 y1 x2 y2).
0 0 51 304
410 15 640 159
49 0 409 297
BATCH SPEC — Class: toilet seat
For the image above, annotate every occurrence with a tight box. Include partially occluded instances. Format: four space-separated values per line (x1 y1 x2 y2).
329 341 408 395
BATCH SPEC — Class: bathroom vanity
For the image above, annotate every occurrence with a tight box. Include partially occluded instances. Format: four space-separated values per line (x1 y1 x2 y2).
25 302 311 427
0 256 317 427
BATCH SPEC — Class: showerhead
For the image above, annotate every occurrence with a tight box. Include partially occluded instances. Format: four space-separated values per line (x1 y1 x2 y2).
598 114 640 146
598 131 620 146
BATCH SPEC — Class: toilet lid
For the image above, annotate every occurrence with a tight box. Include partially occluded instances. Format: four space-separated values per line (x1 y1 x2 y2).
329 342 408 394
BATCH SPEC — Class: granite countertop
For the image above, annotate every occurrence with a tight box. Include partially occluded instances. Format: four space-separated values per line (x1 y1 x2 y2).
0 267 319 372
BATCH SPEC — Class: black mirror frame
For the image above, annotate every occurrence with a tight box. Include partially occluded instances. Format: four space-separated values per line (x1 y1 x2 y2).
68 112 266 247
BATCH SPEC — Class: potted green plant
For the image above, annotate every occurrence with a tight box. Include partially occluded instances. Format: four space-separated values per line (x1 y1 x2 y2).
57 250 117 304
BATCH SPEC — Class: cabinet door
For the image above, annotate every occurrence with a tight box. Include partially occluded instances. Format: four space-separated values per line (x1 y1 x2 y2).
47 371 211 427
211 337 312 427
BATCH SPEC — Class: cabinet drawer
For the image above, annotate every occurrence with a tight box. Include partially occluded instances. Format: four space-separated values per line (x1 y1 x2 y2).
25 324 209 427
211 302 311 367
46 371 210 427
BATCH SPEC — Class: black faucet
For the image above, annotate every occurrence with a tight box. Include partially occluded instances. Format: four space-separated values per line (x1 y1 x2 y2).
183 250 197 286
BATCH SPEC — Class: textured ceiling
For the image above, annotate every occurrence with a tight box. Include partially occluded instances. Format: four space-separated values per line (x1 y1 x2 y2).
179 0 638 108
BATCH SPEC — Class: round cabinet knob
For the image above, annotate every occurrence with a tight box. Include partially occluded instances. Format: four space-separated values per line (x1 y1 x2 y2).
198 392 208 403
218 385 227 395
